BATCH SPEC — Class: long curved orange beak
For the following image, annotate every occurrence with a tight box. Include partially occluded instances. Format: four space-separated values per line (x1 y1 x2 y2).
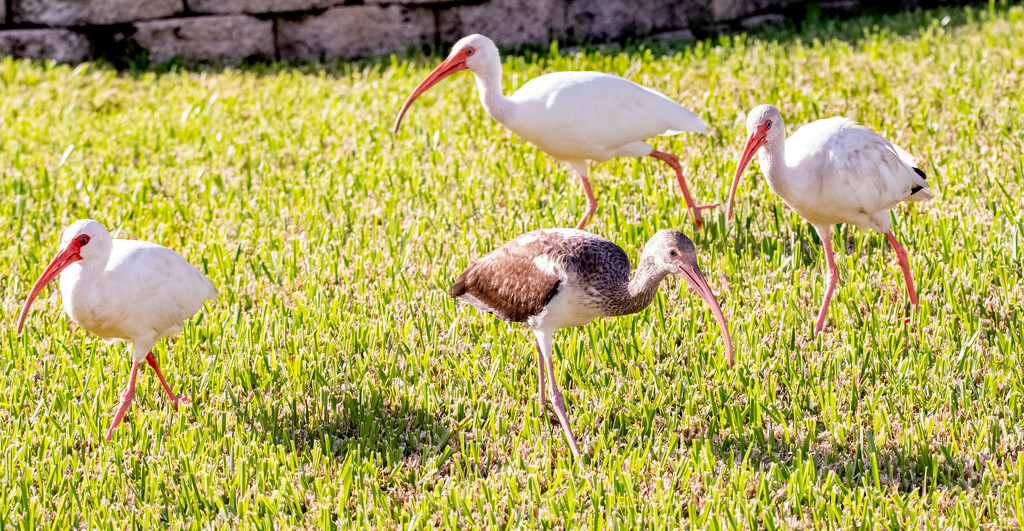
680 264 735 366
726 125 768 219
16 244 82 333
392 54 469 133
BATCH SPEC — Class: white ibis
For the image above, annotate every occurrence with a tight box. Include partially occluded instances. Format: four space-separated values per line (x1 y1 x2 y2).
16 219 217 441
393 34 713 230
727 104 932 337
449 228 734 458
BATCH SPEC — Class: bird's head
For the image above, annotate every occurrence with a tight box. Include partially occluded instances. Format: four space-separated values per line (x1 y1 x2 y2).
647 229 735 366
726 104 785 219
15 219 110 333
645 229 699 276
744 104 785 147
58 219 110 262
392 34 499 133
449 34 499 74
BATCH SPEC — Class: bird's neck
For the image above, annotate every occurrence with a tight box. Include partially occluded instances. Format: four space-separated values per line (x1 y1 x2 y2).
60 245 112 292
60 256 106 307
614 256 670 316
758 138 790 196
472 65 514 125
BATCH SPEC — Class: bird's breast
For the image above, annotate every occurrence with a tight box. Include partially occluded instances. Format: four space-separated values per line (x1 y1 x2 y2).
527 279 605 332
61 274 126 341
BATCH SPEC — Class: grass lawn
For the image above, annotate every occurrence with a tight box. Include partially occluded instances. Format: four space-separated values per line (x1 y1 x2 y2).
1 2 1022 528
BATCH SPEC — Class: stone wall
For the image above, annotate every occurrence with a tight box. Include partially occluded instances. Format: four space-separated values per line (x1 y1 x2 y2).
0 0 883 65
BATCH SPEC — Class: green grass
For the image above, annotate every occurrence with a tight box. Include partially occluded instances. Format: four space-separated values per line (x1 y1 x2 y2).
1 3 1022 528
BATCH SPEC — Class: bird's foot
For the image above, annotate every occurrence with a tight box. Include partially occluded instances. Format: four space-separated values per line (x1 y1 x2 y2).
691 204 720 230
904 302 919 325
105 387 137 441
812 320 826 338
169 395 191 411
531 395 560 425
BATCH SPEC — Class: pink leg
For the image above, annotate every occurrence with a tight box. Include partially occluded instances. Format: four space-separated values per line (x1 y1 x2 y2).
885 232 919 319
106 361 140 441
650 150 716 230
146 352 186 410
814 232 840 337
575 175 599 230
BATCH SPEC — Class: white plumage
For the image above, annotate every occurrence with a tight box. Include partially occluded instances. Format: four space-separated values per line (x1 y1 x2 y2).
16 219 216 440
728 104 931 336
394 34 712 229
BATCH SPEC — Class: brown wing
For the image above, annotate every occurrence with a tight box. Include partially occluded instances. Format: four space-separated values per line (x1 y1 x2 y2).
449 231 566 323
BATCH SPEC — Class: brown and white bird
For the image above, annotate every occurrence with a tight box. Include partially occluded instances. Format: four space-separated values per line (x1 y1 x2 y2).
16 219 217 440
449 228 734 458
393 34 712 230
727 104 932 336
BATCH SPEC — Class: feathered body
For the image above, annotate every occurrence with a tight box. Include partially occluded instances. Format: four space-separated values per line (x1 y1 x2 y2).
450 229 667 331
61 238 216 355
757 115 931 233
502 72 708 165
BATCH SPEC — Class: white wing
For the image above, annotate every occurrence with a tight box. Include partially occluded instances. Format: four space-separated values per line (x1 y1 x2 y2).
506 72 707 163
783 117 930 228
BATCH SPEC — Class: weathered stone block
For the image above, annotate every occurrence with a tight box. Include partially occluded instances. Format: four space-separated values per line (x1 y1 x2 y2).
820 0 864 17
710 0 800 22
12 0 181 26
566 0 687 41
438 0 566 48
278 5 434 61
739 13 785 30
133 15 274 65
0 29 90 62
188 0 337 15
388 0 464 3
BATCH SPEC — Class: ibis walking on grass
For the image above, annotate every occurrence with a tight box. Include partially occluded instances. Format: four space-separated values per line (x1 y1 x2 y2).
449 228 734 458
16 219 217 441
727 104 932 337
393 34 713 230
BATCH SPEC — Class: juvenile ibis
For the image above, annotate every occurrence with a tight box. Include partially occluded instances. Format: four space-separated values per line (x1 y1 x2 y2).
727 104 932 336
16 219 217 440
450 228 734 458
393 34 713 230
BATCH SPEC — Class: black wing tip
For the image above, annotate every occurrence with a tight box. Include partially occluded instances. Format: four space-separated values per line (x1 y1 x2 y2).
913 167 927 180
910 184 924 195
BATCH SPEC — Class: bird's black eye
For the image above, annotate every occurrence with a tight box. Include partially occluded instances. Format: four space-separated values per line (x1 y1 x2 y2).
465 48 474 56
669 250 678 257
765 120 772 130
78 235 90 245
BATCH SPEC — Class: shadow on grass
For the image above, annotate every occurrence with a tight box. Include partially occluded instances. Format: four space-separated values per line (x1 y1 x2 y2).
224 381 452 467
691 423 989 494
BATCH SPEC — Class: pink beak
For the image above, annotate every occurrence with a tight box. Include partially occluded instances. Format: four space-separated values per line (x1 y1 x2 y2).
726 125 769 219
680 264 735 366
392 53 469 133
16 244 82 333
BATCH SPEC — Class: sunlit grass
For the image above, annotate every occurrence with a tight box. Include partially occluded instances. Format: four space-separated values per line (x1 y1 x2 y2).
0 3 1022 528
